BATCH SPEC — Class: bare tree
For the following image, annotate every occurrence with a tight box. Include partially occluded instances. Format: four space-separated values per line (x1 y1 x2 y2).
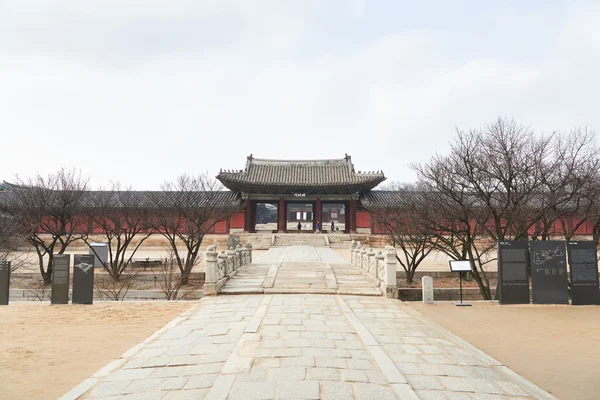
366 183 436 284
412 118 600 299
84 184 154 281
0 210 31 272
1 168 89 284
94 268 141 301
150 173 241 285
154 250 202 300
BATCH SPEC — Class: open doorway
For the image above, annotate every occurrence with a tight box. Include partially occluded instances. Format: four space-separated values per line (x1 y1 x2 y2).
322 203 345 233
255 202 278 232
287 203 313 231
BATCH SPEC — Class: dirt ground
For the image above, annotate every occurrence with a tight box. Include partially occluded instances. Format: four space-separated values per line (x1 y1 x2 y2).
398 277 499 288
409 302 600 400
0 302 194 400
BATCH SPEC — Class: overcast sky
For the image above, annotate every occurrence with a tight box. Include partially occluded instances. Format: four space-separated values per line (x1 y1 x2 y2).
1 1 599 189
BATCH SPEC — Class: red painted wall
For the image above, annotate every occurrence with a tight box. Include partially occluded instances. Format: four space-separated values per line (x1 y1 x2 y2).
230 212 245 229
214 219 228 234
356 211 371 228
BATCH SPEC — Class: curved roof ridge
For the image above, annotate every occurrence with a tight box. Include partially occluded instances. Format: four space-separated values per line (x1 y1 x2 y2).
251 157 347 163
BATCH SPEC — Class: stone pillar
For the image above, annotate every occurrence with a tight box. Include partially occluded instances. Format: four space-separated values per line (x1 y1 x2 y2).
227 247 237 271
218 251 229 277
246 243 253 263
374 251 384 280
354 241 361 266
422 276 434 304
350 240 356 264
241 244 247 265
204 245 219 295
384 246 398 299
367 248 376 275
360 247 368 270
235 245 242 269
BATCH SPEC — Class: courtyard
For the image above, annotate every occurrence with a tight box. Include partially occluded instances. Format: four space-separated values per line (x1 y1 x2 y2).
1 246 577 400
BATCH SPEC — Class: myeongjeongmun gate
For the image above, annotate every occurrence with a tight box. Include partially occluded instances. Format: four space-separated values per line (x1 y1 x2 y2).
216 155 386 234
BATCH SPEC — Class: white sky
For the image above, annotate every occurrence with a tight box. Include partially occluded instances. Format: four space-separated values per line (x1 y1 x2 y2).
1 1 599 189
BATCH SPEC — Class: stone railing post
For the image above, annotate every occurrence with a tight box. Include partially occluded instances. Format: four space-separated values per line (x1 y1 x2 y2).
367 248 376 275
354 242 361 266
227 247 236 271
374 251 384 280
360 247 368 270
219 251 229 277
235 245 242 267
241 244 248 265
204 245 219 295
350 240 356 264
383 246 398 299
246 243 253 263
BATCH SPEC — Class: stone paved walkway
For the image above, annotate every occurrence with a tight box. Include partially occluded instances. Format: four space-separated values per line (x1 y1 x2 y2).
63 295 555 400
220 246 382 296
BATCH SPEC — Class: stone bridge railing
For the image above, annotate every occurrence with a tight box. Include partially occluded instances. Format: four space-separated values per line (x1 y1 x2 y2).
350 240 398 299
204 243 252 295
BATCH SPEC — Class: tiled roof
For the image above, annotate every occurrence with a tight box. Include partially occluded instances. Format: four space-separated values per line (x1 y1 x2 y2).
0 185 241 209
217 155 386 194
360 191 405 207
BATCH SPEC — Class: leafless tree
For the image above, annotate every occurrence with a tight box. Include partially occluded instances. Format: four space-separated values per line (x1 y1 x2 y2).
24 279 51 301
1 168 89 284
94 267 141 301
154 250 202 300
412 118 600 299
0 210 31 272
84 184 155 281
149 173 241 285
366 183 436 284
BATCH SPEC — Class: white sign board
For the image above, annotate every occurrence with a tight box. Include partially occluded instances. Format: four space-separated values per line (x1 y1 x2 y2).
449 260 473 272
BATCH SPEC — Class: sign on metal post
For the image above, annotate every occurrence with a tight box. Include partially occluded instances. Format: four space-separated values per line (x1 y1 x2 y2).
51 254 71 305
530 241 569 304
0 260 10 305
567 241 600 305
497 241 530 304
449 260 473 307
73 254 95 304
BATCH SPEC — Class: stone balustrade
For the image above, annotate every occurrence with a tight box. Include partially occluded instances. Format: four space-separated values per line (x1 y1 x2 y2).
350 242 398 299
204 243 253 295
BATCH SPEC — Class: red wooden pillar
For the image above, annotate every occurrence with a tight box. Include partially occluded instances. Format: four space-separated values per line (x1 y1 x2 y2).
244 199 252 232
315 197 322 232
278 197 286 232
349 200 357 233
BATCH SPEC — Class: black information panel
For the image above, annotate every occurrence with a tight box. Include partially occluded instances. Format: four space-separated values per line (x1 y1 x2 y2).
530 241 569 304
73 254 95 304
51 255 71 305
567 241 600 305
497 241 530 304
0 260 10 305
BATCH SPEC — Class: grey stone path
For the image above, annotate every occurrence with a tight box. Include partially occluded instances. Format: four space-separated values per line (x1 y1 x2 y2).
220 246 382 296
64 294 555 400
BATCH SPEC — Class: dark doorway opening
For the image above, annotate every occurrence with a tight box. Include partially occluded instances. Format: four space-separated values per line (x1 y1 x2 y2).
287 202 314 232
255 202 278 232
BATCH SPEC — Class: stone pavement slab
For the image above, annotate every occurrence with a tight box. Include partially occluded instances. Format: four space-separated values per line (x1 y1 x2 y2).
63 294 556 400
222 246 382 296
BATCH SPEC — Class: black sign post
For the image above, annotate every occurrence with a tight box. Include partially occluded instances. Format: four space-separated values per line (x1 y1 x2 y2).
449 260 473 307
0 260 10 305
73 254 95 304
497 241 530 304
51 254 71 305
567 241 600 305
530 241 569 304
